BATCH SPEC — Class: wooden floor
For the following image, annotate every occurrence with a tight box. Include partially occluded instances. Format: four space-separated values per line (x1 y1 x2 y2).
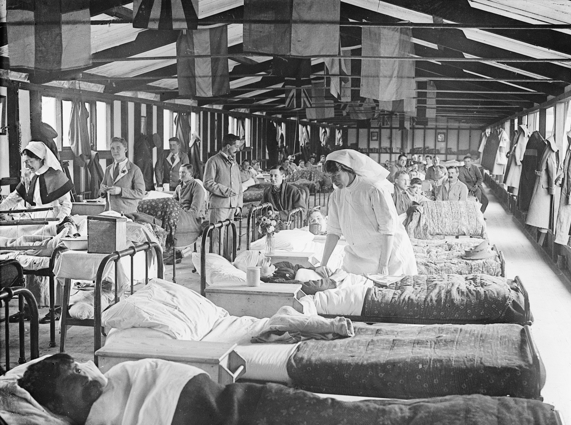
2 187 571 423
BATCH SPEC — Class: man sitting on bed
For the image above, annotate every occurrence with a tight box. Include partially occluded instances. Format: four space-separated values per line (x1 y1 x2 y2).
262 165 306 220
18 353 546 425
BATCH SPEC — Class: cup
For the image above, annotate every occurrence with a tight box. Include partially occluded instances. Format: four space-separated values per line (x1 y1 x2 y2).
247 266 261 287
163 183 170 191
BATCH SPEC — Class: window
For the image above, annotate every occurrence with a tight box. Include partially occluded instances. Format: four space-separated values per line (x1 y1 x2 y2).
41 96 59 147
545 106 555 139
163 109 175 149
61 100 73 147
95 101 109 150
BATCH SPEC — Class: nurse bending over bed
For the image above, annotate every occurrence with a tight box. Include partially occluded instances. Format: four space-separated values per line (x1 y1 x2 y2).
318 150 417 277
0 141 73 222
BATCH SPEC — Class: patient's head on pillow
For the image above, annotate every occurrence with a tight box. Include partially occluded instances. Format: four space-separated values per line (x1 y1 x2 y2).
18 353 104 424
308 208 326 232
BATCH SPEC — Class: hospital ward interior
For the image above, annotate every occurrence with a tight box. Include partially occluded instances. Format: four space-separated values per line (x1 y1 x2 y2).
2 0 571 424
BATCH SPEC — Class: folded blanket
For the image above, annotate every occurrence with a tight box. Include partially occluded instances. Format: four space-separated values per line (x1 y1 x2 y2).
251 306 354 343
0 229 68 257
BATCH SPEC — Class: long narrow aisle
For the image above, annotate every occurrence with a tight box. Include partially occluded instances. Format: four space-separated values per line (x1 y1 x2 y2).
483 185 571 422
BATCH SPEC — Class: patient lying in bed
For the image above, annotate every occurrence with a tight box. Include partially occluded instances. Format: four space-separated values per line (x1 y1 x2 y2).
12 353 559 425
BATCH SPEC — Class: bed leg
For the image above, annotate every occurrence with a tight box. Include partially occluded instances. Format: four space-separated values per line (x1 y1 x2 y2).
59 279 71 353
48 275 56 347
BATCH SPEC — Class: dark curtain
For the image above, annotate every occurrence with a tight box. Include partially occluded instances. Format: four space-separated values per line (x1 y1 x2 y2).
266 122 279 167
134 133 155 191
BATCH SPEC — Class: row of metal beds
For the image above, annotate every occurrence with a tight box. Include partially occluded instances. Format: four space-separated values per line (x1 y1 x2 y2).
0 199 563 424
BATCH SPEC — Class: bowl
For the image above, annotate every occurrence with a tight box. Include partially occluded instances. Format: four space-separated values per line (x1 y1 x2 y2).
61 237 88 251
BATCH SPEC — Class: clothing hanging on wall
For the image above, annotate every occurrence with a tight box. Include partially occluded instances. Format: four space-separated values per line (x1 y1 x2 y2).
555 132 571 245
525 136 559 230
492 128 509 175
480 129 500 173
518 131 547 212
504 124 531 194
134 133 155 191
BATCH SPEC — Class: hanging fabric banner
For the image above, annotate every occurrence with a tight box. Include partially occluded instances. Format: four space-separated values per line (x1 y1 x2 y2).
306 80 335 120
324 46 352 102
133 0 198 30
360 26 415 113
243 0 340 56
177 25 230 98
68 101 92 167
275 57 312 109
6 0 91 72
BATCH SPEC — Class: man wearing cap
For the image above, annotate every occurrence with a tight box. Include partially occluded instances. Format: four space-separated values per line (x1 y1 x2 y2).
437 166 469 202
203 133 244 233
459 155 488 213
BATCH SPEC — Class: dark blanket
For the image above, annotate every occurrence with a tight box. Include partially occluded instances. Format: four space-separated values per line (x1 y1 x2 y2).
361 274 529 325
287 323 543 399
173 374 558 425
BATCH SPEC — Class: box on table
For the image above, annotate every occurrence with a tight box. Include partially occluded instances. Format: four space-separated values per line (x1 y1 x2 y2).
205 283 305 318
95 339 246 385
87 215 128 254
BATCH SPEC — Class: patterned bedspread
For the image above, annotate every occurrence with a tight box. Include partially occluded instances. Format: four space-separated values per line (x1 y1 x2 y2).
412 239 502 275
361 274 528 324
405 201 487 239
243 188 264 203
287 323 542 399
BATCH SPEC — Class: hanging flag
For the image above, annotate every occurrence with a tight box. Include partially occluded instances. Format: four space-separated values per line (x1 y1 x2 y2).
177 25 230 98
415 80 436 125
6 0 91 72
68 101 92 167
243 0 340 56
133 0 198 30
324 46 352 102
306 80 334 120
275 57 312 109
360 26 415 109
344 98 376 121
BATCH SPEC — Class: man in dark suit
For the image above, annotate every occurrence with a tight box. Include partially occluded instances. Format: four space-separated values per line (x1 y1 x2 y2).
459 155 488 213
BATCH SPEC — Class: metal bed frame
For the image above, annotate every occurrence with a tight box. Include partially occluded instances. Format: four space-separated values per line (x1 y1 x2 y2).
1 259 39 371
246 203 274 250
199 219 237 296
58 242 163 364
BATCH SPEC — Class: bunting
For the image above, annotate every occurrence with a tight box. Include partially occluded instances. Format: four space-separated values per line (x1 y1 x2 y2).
306 80 335 120
360 26 415 109
133 0 198 30
177 25 230 98
324 46 352 102
6 0 91 72
243 0 340 56
275 57 312 110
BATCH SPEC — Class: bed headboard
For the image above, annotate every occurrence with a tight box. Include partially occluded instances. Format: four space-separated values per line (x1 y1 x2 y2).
200 219 237 296
286 207 306 230
0 260 39 372
246 203 275 250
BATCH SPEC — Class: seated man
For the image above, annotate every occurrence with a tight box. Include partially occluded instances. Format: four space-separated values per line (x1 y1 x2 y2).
423 164 447 200
17 353 551 425
392 170 412 216
408 177 430 204
459 155 488 213
388 153 409 182
437 166 469 202
424 155 440 181
262 165 306 220
172 163 206 247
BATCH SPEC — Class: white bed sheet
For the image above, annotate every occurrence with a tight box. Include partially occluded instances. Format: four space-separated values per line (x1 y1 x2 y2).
105 315 298 384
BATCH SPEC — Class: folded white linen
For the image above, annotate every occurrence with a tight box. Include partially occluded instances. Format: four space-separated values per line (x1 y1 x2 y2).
310 284 371 316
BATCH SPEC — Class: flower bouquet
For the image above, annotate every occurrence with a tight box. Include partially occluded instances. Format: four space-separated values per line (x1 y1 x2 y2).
256 210 286 254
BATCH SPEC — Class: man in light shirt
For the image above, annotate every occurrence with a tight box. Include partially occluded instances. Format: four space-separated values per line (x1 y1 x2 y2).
437 166 469 201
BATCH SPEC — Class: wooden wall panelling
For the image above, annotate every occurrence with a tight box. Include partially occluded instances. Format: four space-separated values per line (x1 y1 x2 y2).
127 102 135 162
210 111 217 156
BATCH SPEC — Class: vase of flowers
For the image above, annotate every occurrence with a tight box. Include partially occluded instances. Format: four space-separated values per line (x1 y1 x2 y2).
256 210 280 255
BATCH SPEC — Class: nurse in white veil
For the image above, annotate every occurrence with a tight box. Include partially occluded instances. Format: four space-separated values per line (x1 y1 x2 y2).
319 149 417 276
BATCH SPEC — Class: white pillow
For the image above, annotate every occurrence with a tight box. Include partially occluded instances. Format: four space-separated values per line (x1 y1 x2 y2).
250 229 315 252
102 278 228 340
192 252 247 286
233 250 265 273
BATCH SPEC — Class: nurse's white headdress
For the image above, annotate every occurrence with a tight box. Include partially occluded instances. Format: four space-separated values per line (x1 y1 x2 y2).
24 141 62 171
326 149 390 184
